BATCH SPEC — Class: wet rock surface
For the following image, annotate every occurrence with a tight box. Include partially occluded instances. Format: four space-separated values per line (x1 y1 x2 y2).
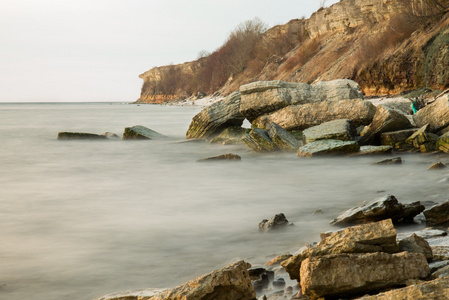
57 132 108 140
209 126 246 145
302 119 356 144
196 153 242 162
259 213 291 232
330 195 424 226
297 139 360 157
424 201 449 226
123 125 166 140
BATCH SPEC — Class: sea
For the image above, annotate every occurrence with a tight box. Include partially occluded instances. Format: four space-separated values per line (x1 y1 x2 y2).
1 102 448 300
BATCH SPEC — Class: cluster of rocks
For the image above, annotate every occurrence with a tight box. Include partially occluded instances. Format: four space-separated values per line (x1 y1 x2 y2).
185 79 449 157
57 125 167 141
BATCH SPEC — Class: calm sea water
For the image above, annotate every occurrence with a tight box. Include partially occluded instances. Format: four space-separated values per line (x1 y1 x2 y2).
1 102 449 300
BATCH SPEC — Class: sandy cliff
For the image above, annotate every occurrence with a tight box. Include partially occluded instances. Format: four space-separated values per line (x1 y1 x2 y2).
137 0 449 103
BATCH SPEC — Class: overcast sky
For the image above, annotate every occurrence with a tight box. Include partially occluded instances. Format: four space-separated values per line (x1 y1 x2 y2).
1 0 339 102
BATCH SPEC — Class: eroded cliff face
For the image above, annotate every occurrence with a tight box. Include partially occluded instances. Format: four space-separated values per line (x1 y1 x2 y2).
137 0 449 103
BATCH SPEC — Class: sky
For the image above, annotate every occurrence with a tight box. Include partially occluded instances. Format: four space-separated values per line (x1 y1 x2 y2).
0 0 339 102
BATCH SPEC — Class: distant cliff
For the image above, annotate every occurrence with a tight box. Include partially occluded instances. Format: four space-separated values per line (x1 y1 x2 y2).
137 0 449 103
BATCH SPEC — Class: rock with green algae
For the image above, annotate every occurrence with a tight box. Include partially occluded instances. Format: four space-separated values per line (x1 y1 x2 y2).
436 132 449 153
243 124 300 152
122 125 166 140
381 128 418 147
243 128 278 152
267 122 301 152
57 132 108 140
209 126 246 145
297 139 360 157
404 124 439 153
302 119 357 144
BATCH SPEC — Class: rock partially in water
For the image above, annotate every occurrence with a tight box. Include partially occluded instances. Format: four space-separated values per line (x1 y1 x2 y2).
372 157 403 165
259 213 291 232
243 128 278 152
355 275 449 300
360 105 412 145
265 254 293 267
398 233 433 261
302 119 356 144
123 125 166 140
153 260 255 300
405 124 439 153
436 132 449 153
98 288 169 300
330 195 424 226
297 139 360 157
281 219 398 281
209 126 246 145
57 132 108 140
196 153 241 162
429 162 446 170
380 128 418 147
300 252 429 299
397 228 447 240
186 91 245 140
101 132 120 139
424 201 449 225
267 122 302 152
414 94 449 133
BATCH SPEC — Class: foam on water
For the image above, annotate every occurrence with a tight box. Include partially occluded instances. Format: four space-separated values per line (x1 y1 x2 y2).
1 103 449 299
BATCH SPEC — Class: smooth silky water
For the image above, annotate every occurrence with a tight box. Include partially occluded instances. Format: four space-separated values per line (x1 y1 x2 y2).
1 102 449 299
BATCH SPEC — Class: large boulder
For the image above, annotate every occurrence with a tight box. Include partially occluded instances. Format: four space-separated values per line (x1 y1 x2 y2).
360 105 412 145
57 132 108 140
330 195 425 226
254 99 376 131
414 94 449 132
186 91 245 140
302 119 356 144
300 252 430 299
297 139 360 157
281 219 399 281
380 128 418 149
98 261 256 300
239 79 364 122
405 124 439 153
356 276 449 300
123 125 166 140
424 201 449 225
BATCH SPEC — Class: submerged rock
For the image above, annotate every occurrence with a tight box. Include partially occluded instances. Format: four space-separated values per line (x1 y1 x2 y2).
349 145 393 156
57 132 108 140
186 91 245 140
429 162 446 170
259 213 291 232
372 157 403 165
123 125 166 140
330 195 424 226
196 153 241 162
281 219 399 281
360 105 412 145
302 119 356 144
209 126 246 145
297 139 360 157
101 132 120 139
300 252 429 299
424 201 449 226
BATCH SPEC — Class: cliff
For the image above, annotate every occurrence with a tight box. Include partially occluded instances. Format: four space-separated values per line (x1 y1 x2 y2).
137 0 449 103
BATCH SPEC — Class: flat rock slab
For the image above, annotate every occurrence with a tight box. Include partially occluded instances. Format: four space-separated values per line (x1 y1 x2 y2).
297 139 360 157
302 119 356 144
424 201 449 226
255 99 375 131
196 153 241 162
98 288 169 300
281 219 398 281
381 128 418 146
300 252 430 299
372 157 403 165
355 276 449 300
349 145 393 156
331 195 424 226
123 125 166 140
57 132 108 140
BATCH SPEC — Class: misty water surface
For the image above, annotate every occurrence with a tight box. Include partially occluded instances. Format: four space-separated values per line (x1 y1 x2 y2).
1 103 448 300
